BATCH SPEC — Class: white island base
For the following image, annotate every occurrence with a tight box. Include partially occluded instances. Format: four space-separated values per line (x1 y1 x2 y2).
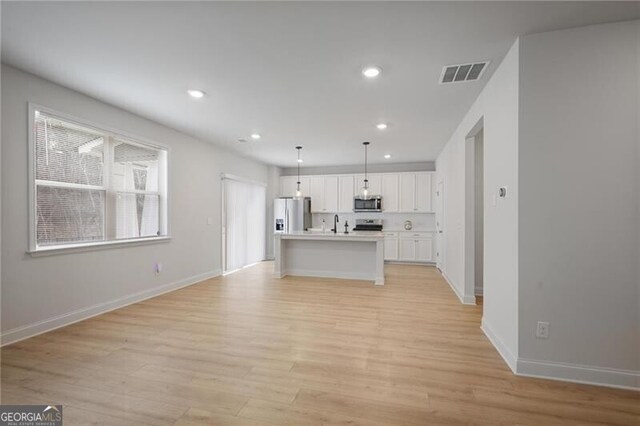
274 232 385 285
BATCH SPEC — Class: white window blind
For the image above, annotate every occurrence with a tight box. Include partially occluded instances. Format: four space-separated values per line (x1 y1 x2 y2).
31 109 168 250
224 178 266 273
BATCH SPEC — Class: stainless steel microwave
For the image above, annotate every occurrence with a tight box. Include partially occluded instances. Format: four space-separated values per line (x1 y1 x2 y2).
353 196 382 212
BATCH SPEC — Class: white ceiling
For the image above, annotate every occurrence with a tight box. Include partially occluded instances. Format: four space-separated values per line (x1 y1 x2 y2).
3 1 638 167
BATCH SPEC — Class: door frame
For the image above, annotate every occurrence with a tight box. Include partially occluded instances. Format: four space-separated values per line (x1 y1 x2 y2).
464 117 484 304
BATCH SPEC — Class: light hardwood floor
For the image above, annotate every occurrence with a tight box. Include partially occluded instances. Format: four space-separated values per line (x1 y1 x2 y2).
1 262 638 425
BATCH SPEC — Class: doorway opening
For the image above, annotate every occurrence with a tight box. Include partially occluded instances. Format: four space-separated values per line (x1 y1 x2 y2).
464 119 484 306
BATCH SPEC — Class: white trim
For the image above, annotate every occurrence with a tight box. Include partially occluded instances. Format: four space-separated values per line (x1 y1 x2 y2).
28 103 37 252
481 317 517 373
221 172 267 187
441 270 476 304
1 268 222 347
279 268 377 283
30 103 170 151
28 236 171 257
516 358 640 391
35 179 106 191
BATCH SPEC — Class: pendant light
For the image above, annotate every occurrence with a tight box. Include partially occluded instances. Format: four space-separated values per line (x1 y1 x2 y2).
361 141 370 200
294 146 303 199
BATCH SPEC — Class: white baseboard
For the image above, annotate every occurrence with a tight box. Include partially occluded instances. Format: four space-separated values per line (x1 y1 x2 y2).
1 269 222 347
283 269 375 282
441 270 476 305
481 317 517 373
517 358 639 391
481 317 639 390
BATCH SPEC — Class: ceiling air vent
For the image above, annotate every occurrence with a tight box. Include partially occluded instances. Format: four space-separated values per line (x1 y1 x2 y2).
440 61 489 84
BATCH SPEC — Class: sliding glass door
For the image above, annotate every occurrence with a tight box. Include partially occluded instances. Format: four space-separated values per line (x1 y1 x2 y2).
223 177 266 273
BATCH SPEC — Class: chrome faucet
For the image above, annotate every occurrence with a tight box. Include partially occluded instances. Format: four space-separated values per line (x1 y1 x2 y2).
332 214 339 234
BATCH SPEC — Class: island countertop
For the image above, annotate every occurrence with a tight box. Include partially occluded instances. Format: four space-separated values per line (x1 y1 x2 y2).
275 231 384 242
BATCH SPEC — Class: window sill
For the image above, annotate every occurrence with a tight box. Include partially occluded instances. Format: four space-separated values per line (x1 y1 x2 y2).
27 236 172 257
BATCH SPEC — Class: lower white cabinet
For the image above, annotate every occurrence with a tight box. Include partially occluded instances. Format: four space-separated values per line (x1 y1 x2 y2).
415 239 433 262
398 232 434 262
383 232 399 261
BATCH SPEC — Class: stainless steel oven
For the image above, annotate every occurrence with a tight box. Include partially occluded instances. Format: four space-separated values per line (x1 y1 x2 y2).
353 196 382 212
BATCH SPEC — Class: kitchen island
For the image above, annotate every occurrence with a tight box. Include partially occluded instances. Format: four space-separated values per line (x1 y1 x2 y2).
274 231 385 285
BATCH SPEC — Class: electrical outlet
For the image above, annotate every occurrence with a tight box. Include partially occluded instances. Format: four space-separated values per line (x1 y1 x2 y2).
155 263 162 276
536 321 549 339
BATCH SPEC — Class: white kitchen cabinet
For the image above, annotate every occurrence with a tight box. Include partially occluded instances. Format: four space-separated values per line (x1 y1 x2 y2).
310 177 325 212
415 172 432 212
399 172 433 212
399 238 416 261
280 176 310 198
338 176 355 213
383 232 399 261
399 174 417 212
381 174 399 212
324 176 339 212
399 232 434 262
310 176 338 213
416 238 433 262
281 172 432 213
354 174 382 197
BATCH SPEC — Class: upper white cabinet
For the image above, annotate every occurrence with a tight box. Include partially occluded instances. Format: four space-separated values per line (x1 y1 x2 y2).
338 176 355 213
280 176 310 198
310 176 338 213
399 174 416 212
279 172 433 213
353 174 382 197
324 176 339 212
415 173 432 212
381 174 399 212
399 172 433 213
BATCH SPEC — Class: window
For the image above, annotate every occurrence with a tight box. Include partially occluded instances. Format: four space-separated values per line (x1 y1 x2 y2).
30 106 168 251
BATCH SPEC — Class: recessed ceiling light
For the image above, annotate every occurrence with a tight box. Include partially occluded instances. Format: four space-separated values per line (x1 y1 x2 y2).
250 133 261 140
187 89 205 99
376 123 388 130
384 154 391 159
297 159 303 163
362 66 382 78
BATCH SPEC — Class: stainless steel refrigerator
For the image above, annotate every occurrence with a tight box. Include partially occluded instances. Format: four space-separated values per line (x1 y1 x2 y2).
274 197 311 233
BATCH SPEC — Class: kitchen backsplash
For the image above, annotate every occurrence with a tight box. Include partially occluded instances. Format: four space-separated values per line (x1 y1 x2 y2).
312 212 436 232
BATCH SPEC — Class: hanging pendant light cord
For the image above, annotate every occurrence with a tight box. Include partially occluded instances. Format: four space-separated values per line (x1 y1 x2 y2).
363 142 370 189
296 146 302 193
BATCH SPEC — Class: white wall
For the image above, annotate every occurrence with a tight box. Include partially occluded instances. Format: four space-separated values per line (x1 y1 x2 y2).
1 65 272 344
265 165 282 259
436 40 520 367
517 21 639 384
437 20 640 389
